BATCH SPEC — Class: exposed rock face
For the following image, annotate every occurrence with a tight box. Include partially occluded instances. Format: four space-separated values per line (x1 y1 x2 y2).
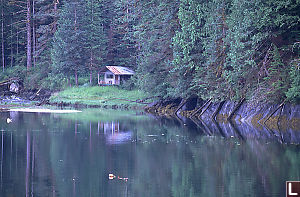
145 99 300 144
9 82 19 93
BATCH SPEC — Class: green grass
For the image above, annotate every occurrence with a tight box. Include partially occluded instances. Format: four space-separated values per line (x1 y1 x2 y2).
49 86 151 108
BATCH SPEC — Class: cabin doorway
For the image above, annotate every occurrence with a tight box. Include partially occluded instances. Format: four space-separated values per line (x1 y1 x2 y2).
115 75 119 85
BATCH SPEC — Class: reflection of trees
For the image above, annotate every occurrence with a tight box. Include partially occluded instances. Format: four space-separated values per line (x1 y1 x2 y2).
0 110 299 197
0 112 59 196
168 137 300 197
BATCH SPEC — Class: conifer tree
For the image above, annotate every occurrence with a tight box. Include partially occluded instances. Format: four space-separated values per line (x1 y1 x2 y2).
133 0 179 96
84 0 108 84
34 0 59 69
286 57 300 103
171 0 206 98
224 0 259 100
112 0 137 68
51 0 87 86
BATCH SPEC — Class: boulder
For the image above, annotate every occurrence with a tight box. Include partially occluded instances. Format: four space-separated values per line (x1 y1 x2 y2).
9 82 19 93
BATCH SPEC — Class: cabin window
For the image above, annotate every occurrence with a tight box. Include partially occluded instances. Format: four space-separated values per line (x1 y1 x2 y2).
106 74 114 79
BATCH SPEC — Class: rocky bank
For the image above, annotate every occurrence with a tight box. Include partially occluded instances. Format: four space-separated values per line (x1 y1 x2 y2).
145 97 300 144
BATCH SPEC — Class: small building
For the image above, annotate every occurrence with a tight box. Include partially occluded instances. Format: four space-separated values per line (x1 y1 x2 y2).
98 66 134 85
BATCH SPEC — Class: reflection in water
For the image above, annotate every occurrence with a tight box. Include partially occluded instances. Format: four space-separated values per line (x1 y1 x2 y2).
1 130 3 189
103 122 132 144
26 131 30 197
0 109 299 197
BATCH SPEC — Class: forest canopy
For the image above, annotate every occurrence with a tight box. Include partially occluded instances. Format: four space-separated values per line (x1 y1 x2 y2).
0 0 299 104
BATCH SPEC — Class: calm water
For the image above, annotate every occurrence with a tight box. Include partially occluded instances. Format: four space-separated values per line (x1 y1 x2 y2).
0 109 299 197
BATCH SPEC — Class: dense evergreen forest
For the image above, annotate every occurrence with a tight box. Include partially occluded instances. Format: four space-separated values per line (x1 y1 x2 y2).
0 0 299 104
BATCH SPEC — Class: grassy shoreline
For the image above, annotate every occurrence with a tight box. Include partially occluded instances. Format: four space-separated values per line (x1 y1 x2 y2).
49 86 152 109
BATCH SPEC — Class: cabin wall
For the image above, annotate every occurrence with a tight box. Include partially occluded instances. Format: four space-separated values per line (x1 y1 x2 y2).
103 71 132 85
104 71 115 85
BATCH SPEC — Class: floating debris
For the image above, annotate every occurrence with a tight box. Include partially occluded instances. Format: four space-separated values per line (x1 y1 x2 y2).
117 176 128 182
147 135 158 137
109 174 116 180
108 173 128 182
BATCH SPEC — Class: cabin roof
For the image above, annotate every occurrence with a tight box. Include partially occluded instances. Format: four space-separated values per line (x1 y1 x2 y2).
100 66 135 75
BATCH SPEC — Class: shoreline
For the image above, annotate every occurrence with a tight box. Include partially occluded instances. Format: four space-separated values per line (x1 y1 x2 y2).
144 98 300 132
1 96 300 144
1 90 300 132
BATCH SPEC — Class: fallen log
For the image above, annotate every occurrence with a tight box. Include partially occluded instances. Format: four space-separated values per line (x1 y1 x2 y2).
198 100 212 117
30 88 42 100
263 100 285 125
174 99 187 115
190 98 212 118
35 99 49 106
227 97 245 121
277 103 285 129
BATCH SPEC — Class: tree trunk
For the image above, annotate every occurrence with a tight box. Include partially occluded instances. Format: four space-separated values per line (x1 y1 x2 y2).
68 78 71 88
32 0 36 67
1 0 5 72
75 70 78 86
90 1 94 85
10 18 13 67
16 26 18 55
53 0 58 31
25 131 31 197
90 50 93 85
90 70 92 84
26 0 32 70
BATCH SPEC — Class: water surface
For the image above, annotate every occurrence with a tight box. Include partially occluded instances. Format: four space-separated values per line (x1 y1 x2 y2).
0 109 299 197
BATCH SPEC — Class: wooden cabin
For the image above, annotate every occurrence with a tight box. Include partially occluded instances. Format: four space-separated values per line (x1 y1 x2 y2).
98 66 134 85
